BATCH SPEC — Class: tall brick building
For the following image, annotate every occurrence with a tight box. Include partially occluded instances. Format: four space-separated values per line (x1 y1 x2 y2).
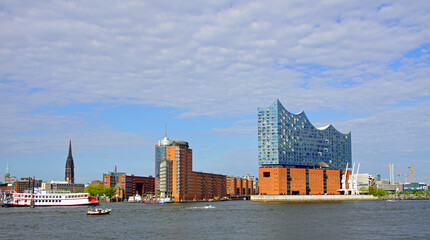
155 135 227 201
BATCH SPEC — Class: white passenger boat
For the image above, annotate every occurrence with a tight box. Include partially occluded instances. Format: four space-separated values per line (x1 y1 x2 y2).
2 189 99 207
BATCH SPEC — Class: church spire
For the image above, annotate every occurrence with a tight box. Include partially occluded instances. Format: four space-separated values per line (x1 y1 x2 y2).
65 139 75 184
5 163 10 183
68 139 72 157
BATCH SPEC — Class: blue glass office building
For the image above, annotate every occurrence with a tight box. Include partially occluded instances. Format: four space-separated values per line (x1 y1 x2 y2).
258 100 351 170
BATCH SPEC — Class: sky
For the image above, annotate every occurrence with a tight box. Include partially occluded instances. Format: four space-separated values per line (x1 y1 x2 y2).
1 1 430 184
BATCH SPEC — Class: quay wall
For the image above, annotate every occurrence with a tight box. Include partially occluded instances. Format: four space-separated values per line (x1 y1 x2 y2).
251 195 379 202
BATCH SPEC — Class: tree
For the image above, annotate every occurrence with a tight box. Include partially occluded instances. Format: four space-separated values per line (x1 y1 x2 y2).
368 186 376 195
84 183 105 196
426 190 430 197
104 187 116 198
372 188 388 197
359 186 369 194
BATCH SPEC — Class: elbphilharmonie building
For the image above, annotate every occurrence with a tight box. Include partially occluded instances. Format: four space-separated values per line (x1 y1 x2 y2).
258 100 351 170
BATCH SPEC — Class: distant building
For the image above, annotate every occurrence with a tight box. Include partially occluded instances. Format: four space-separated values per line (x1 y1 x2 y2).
193 172 226 200
155 134 227 201
258 100 352 195
12 177 42 193
65 140 74 184
375 179 397 193
226 176 254 196
108 174 155 200
0 183 12 192
403 183 427 193
253 178 259 195
103 166 126 188
90 180 103 185
103 166 155 200
396 183 404 193
373 174 381 182
376 184 397 193
41 181 85 193
357 174 374 189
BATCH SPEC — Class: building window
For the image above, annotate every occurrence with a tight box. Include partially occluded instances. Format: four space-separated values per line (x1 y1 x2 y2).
263 172 270 177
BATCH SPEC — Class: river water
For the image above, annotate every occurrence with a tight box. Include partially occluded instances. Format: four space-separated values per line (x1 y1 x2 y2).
1 200 429 239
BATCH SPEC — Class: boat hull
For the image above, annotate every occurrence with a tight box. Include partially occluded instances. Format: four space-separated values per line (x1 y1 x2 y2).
3 202 98 207
87 209 111 215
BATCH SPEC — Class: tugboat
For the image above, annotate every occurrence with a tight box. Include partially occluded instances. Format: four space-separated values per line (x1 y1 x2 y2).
87 206 111 215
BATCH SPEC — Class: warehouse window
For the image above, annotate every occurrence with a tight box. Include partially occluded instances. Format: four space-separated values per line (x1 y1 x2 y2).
263 172 270 177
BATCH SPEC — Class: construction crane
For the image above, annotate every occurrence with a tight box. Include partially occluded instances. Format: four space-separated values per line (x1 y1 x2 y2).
401 166 414 183
404 174 409 184
419 178 430 185
398 173 402 184
410 168 417 183
408 166 414 182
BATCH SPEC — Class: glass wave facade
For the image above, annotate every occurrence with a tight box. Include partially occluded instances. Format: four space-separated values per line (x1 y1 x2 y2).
258 100 351 170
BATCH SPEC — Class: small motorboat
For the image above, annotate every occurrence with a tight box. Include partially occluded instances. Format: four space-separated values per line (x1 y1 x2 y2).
87 207 111 215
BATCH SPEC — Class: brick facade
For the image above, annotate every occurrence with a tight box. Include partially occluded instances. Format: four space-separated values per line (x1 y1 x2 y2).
259 167 351 195
226 177 254 196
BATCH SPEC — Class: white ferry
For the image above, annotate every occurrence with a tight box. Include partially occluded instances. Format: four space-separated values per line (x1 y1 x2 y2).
2 189 99 207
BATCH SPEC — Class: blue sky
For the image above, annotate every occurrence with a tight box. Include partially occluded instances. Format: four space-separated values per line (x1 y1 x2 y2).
1 1 430 184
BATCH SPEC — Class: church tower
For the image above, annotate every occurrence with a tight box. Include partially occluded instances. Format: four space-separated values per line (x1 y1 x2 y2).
65 140 75 184
5 163 10 183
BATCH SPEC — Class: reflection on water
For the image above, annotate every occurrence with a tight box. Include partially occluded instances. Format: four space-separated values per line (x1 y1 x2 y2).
1 200 430 239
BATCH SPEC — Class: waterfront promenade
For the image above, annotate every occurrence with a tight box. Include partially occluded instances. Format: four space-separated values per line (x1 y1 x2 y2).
251 194 379 202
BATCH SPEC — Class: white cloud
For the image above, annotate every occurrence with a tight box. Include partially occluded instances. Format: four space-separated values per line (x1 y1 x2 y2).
1 1 428 116
1 0 430 179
